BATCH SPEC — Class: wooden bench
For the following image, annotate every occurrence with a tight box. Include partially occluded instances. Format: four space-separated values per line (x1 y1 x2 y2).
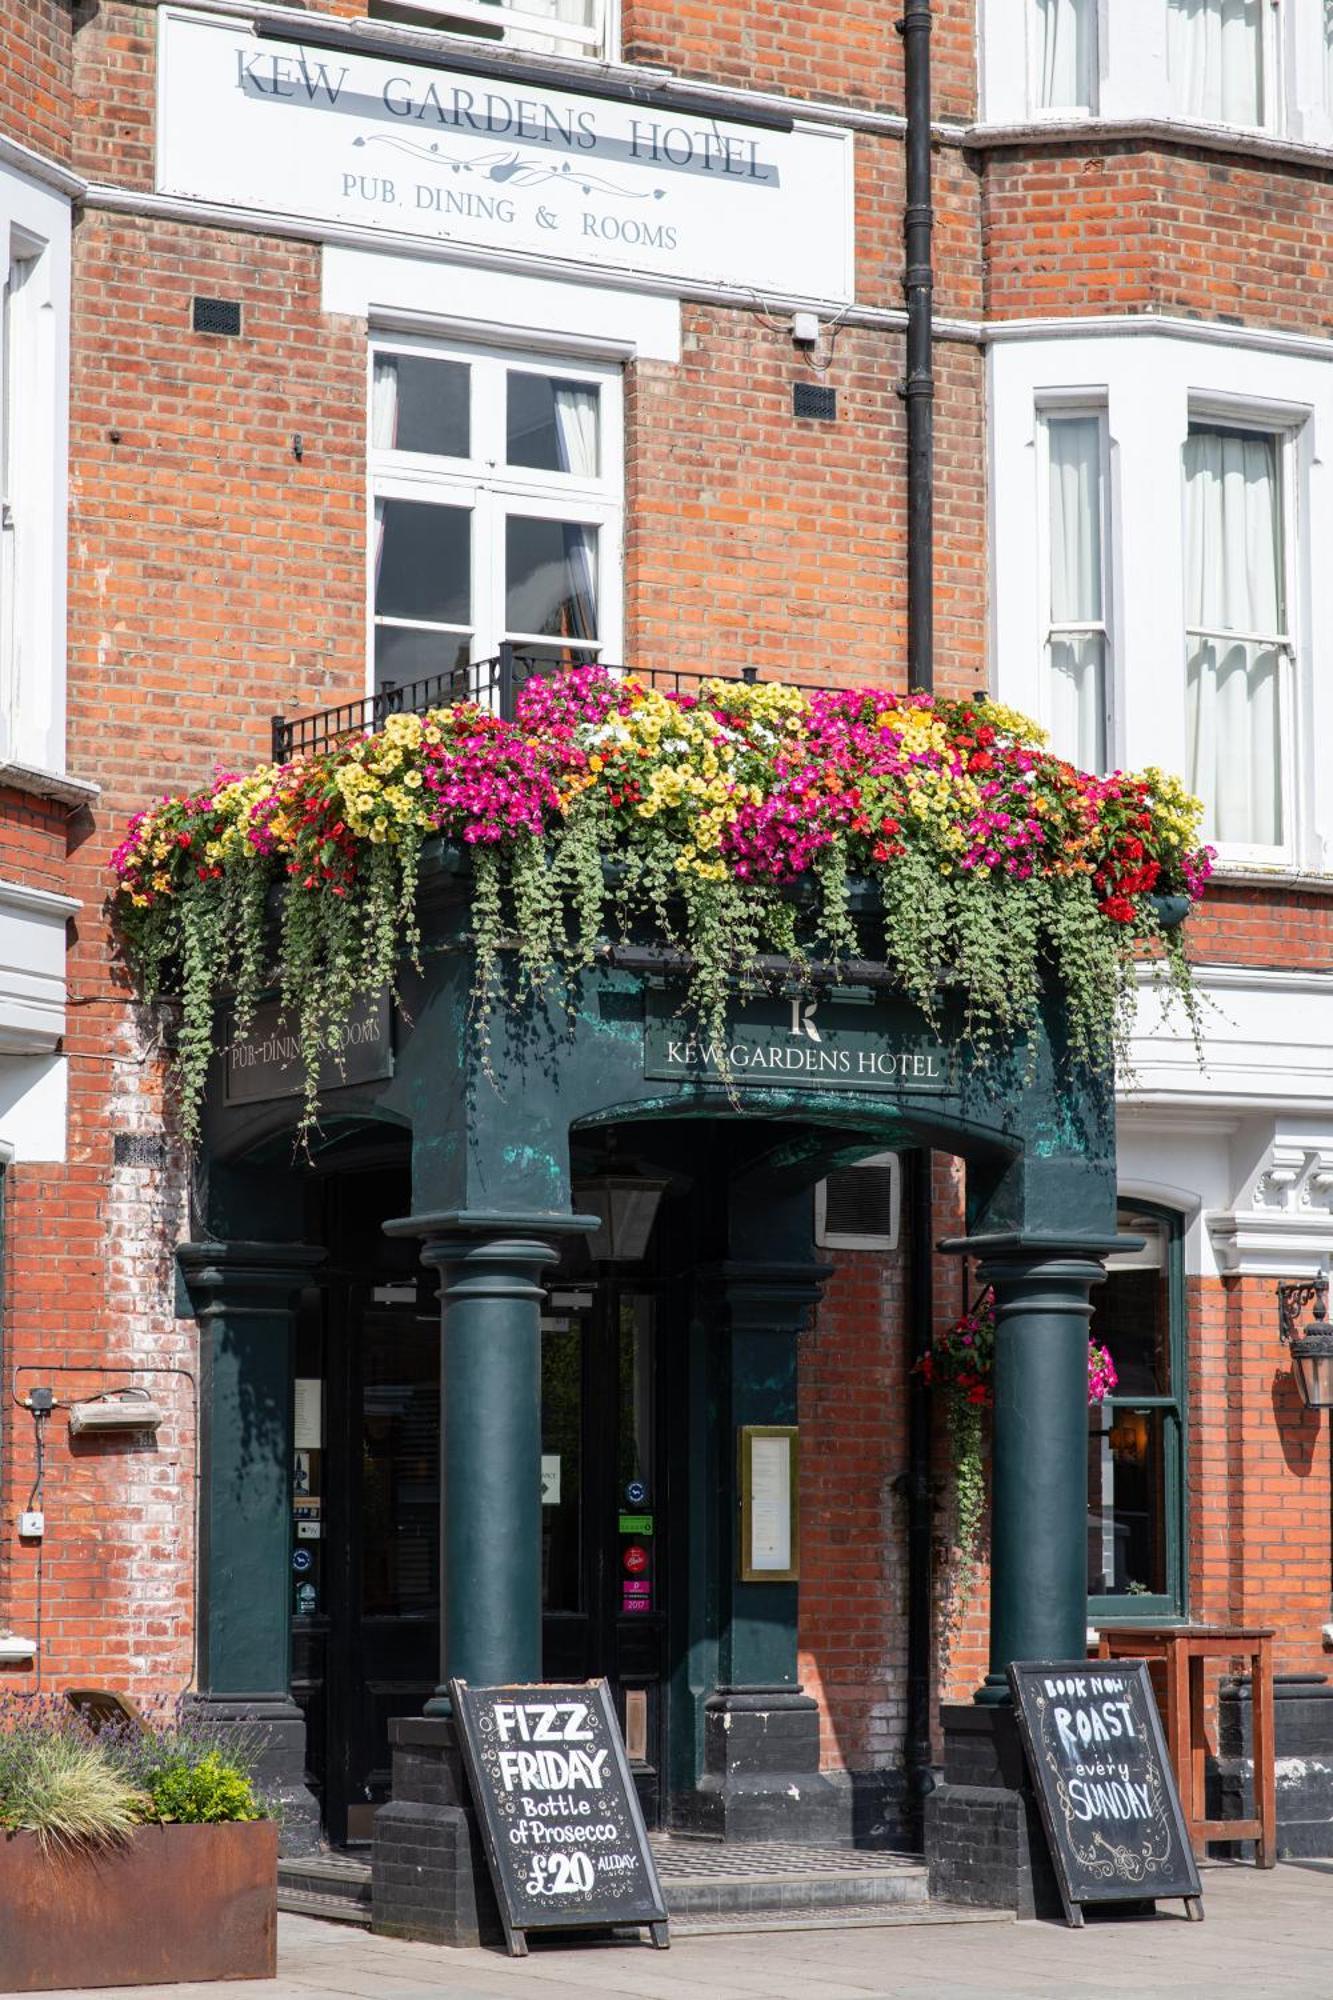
1096 1625 1276 1867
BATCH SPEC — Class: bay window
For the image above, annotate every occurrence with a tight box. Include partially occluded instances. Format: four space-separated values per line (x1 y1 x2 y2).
1088 1207 1187 1622
986 0 1329 133
1183 420 1291 852
369 340 622 698
0 167 69 779
1041 408 1110 771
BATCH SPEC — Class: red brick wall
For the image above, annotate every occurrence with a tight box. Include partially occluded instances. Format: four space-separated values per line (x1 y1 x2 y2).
0 789 67 894
627 317 984 690
295 0 980 120
982 140 1333 332
0 0 72 164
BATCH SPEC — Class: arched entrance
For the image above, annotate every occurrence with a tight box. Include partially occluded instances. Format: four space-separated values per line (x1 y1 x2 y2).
181 934 1120 1905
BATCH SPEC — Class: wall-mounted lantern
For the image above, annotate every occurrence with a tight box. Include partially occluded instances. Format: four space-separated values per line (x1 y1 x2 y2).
1277 1275 1333 1411
573 1177 668 1264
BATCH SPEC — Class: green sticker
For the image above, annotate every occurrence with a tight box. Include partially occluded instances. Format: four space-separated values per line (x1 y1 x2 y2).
618 1514 654 1535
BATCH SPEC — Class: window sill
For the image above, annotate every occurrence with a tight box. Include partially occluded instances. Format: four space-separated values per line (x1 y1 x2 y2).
1206 861 1333 897
0 759 100 809
965 115 1333 177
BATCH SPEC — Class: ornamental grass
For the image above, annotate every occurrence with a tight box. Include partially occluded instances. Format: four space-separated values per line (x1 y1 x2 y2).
111 670 1213 1140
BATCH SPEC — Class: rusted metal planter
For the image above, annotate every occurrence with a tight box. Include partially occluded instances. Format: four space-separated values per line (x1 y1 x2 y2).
0 1820 277 1990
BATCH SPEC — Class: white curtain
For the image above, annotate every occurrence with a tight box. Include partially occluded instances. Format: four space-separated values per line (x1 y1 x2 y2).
1035 0 1096 111
1047 415 1107 772
372 357 399 451
552 383 599 479
1184 426 1284 846
553 384 599 646
373 496 386 594
1168 0 1263 126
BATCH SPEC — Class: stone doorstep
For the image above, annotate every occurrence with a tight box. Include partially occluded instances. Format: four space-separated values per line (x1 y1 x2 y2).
281 1839 931 1926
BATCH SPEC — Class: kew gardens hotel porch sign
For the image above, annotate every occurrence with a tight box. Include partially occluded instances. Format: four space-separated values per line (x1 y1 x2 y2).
644 990 954 1095
155 8 854 303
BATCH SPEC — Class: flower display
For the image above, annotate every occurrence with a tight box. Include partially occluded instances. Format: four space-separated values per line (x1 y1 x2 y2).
111 668 1213 1138
921 1289 1120 1609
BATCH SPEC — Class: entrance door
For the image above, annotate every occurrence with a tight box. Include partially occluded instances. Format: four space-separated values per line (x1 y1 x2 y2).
540 1279 668 1826
325 1279 440 1845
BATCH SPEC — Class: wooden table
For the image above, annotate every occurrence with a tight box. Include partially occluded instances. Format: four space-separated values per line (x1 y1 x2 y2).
1097 1625 1276 1867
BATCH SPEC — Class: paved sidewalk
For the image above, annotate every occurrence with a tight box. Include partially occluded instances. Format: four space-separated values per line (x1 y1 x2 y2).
24 1861 1333 2000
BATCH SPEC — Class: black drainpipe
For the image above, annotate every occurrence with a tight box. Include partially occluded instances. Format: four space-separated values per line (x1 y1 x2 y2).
898 0 937 1845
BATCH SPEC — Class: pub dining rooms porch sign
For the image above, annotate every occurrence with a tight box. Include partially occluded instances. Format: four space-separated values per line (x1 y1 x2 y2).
156 8 854 303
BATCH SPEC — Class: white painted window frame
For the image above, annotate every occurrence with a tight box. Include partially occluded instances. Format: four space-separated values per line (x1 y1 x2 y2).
1181 399 1301 867
369 0 621 63
1034 396 1114 768
988 331 1330 876
367 333 624 695
1022 0 1101 119
0 161 69 778
980 0 1331 140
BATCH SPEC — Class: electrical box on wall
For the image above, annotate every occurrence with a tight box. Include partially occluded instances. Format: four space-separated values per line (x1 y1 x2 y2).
18 1511 44 1539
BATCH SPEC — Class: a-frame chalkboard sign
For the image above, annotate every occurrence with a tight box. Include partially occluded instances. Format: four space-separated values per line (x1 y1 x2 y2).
1007 1661 1203 1928
450 1679 670 1957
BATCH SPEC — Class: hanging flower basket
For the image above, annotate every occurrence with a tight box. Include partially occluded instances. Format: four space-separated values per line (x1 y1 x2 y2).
921 1288 1119 1608
111 670 1213 1139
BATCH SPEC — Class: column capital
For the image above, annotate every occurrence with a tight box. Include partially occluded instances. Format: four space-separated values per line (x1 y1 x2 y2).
939 1231 1125 1270
177 1240 324 1310
696 1258 834 1336
384 1208 598 1244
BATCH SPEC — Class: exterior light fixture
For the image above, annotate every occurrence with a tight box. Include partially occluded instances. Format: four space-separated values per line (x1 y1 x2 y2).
68 1390 165 1438
573 1177 668 1264
1277 1274 1333 1411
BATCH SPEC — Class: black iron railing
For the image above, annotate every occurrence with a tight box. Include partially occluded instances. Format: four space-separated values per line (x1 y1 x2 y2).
270 646 826 764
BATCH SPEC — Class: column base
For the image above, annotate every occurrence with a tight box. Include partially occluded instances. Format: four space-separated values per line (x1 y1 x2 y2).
924 1704 1063 1918
371 1717 503 1948
671 1688 844 1844
186 1694 321 1858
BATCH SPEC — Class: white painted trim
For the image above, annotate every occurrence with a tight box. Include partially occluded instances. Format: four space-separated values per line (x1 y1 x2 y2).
0 1051 66 1160
967 116 1330 163
984 314 1333 365
0 136 84 203
0 880 79 917
324 244 681 363
0 758 99 806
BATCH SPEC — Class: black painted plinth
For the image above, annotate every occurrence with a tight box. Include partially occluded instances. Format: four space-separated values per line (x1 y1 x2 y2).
924 1704 1063 1918
1212 1674 1333 1859
371 1717 503 1947
187 1693 321 1857
672 1688 843 1843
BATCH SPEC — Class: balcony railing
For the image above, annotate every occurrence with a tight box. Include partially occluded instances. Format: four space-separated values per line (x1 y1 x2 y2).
270 647 825 764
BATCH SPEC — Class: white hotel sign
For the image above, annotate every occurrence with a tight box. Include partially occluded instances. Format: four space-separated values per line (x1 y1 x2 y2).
157 9 856 302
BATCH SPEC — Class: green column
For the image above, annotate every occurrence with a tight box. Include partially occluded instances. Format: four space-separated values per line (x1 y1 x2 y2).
395 1224 562 1707
178 1241 324 1696
964 1238 1116 1702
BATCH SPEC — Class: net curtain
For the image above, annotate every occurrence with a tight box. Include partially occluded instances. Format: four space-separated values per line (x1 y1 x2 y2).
1168 0 1264 125
1183 426 1284 847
